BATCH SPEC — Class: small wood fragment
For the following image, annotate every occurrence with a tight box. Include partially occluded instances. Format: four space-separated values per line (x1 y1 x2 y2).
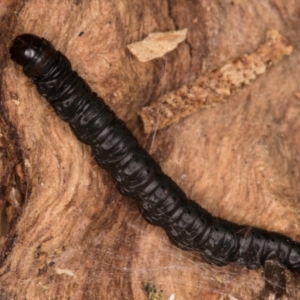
143 282 163 300
261 260 286 299
127 29 187 62
139 30 293 133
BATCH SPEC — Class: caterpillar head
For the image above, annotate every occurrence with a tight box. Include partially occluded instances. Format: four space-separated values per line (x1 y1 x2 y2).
10 33 58 78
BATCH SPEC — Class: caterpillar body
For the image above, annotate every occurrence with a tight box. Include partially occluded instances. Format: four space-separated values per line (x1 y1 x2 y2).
9 34 300 272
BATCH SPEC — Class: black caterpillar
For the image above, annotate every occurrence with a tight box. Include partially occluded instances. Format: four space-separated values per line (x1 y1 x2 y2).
9 34 300 272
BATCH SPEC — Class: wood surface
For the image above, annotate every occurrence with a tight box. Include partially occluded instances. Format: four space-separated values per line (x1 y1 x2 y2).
1 1 300 299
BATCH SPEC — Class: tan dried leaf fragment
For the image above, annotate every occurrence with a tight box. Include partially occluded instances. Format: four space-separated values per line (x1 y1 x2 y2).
139 30 293 133
127 28 187 62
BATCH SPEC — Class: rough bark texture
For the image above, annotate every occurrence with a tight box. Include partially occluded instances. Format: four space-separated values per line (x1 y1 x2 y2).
1 0 300 299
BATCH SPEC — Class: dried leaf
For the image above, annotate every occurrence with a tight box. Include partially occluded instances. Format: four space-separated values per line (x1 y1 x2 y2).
127 28 187 62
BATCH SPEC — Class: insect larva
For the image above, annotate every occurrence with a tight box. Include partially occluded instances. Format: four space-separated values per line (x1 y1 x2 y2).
9 33 300 272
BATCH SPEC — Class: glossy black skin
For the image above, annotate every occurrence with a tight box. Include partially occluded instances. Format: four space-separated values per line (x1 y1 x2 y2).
10 34 300 272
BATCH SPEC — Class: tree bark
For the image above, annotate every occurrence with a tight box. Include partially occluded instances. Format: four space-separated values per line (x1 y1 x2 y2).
1 0 300 299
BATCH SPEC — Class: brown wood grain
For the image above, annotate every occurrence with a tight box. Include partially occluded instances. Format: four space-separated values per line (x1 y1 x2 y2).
1 0 300 299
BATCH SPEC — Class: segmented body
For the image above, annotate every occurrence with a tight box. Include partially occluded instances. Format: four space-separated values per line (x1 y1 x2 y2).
9 34 300 272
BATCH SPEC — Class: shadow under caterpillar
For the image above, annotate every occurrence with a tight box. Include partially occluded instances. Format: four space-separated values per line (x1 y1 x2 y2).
9 33 300 272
